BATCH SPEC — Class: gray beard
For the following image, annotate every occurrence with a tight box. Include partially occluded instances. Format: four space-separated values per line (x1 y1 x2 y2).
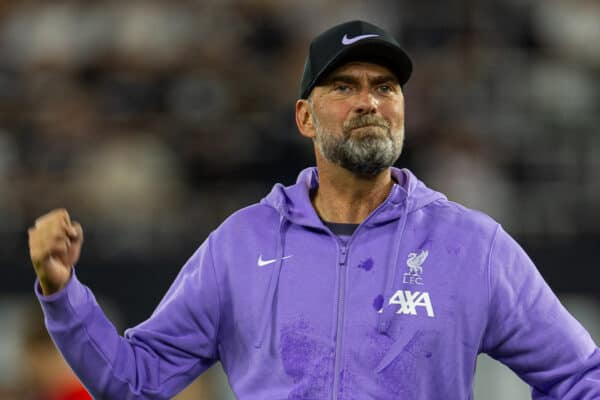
314 114 404 177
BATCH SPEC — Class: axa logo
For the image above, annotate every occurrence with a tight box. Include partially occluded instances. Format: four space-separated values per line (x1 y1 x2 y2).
378 290 435 317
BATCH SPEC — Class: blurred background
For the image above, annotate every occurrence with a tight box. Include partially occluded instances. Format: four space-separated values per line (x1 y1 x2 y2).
0 0 598 398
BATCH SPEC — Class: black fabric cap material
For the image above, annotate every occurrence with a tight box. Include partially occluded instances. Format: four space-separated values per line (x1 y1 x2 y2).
299 20 413 99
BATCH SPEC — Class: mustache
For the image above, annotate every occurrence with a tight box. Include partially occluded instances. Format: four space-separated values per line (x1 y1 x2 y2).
344 115 390 131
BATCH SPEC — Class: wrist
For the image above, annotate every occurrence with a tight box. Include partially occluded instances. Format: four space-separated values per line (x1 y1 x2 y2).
39 280 66 296
38 270 72 296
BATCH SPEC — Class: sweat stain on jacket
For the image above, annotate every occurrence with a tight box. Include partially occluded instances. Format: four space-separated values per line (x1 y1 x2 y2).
279 319 334 399
357 257 374 271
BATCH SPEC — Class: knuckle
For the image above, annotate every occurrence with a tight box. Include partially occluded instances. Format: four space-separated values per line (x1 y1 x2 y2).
59 208 70 220
44 208 69 222
54 223 67 233
51 244 67 255
53 236 68 246
52 230 65 241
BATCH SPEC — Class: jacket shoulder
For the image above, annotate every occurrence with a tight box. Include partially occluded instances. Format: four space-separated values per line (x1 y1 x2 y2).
212 202 280 239
422 197 500 239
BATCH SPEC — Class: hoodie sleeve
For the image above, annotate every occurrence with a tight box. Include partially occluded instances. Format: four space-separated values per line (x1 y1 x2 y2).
482 225 600 399
36 237 222 399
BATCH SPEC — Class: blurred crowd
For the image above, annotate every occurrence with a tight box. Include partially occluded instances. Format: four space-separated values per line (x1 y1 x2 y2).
0 0 599 398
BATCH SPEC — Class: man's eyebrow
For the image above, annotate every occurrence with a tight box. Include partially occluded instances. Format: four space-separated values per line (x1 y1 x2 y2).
321 74 359 86
321 74 399 86
370 75 399 86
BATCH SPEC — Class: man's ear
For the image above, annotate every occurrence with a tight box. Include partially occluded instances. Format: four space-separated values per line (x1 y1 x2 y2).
295 99 316 139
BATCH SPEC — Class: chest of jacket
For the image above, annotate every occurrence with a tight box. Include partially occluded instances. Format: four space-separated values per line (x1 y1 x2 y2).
213 213 492 398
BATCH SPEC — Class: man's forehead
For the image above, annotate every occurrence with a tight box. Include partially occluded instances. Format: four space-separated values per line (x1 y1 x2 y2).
321 61 399 83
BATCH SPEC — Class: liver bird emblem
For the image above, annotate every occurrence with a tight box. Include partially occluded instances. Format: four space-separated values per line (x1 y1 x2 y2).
406 250 429 275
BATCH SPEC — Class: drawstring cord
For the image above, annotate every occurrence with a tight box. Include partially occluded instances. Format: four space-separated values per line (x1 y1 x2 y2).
254 216 288 348
377 198 410 333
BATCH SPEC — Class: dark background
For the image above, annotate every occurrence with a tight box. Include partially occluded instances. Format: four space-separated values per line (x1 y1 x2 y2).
1 0 598 327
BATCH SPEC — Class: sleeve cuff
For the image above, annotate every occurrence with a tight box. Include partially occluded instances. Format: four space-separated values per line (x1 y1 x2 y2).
34 269 94 328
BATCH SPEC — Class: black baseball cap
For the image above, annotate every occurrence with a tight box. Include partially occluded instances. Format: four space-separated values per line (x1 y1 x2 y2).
299 20 413 99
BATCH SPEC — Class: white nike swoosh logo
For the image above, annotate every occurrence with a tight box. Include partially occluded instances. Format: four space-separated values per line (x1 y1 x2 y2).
342 33 380 45
257 255 293 267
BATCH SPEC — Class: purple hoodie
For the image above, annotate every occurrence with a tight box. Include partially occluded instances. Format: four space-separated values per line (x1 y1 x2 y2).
37 167 600 399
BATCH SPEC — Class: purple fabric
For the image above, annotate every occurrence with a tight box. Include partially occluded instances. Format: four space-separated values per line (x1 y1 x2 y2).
36 167 600 399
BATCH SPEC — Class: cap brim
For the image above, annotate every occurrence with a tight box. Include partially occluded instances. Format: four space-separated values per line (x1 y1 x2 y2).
302 39 413 99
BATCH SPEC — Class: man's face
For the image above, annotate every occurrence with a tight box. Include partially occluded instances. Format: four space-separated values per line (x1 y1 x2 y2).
307 62 405 176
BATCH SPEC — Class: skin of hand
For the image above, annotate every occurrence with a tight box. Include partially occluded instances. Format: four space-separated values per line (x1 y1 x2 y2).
28 208 83 296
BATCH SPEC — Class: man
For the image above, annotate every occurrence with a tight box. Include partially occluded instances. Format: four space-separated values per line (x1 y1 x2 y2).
28 20 600 399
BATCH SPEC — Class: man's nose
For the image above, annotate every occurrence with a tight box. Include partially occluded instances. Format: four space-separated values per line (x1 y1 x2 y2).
353 89 378 114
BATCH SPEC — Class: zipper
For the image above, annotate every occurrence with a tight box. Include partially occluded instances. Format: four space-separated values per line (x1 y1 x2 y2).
328 185 404 400
332 242 348 400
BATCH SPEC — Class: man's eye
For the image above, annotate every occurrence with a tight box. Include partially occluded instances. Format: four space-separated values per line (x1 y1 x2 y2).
334 84 351 92
377 85 394 94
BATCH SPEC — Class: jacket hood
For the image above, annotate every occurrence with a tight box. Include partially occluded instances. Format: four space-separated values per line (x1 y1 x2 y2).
261 166 446 228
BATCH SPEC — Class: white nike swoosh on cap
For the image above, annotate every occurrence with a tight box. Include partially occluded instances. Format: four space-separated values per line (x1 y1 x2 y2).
257 254 293 267
342 33 380 45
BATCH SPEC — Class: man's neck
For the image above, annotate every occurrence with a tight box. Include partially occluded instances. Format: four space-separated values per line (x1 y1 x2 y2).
312 161 394 224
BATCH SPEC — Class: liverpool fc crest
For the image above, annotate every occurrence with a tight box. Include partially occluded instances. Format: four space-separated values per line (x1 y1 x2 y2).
403 249 428 285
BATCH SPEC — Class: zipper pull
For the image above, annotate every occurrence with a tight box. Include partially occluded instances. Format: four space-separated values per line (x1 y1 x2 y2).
339 246 348 266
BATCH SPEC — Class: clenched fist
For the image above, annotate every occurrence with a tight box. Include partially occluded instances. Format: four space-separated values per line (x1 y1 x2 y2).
28 209 84 296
